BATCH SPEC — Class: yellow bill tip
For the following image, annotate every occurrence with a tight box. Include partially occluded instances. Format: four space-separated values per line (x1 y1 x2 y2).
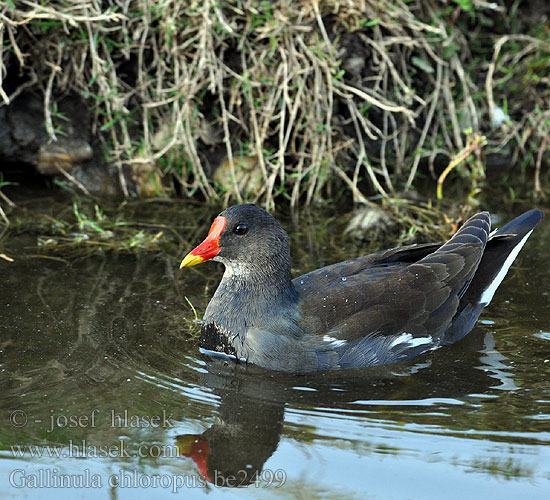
175 434 200 455
180 253 205 269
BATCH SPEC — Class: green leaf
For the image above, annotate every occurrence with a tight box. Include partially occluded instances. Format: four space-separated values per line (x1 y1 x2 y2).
411 56 434 74
453 0 473 11
442 44 459 59
100 117 119 131
361 18 380 28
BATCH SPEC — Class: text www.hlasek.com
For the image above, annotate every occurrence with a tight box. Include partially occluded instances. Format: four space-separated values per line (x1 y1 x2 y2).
10 440 177 459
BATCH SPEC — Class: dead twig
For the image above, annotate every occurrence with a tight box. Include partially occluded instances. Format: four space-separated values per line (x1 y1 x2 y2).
437 133 487 200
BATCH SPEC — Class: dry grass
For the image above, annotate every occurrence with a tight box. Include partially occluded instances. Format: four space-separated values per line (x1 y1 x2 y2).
0 0 549 208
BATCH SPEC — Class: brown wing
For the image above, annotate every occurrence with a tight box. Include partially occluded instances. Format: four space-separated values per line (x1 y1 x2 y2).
295 212 491 342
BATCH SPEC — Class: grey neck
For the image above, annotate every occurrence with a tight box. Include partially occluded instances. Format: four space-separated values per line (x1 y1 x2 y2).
203 260 297 338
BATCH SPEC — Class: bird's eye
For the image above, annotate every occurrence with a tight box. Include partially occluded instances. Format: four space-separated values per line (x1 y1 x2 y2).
234 223 248 235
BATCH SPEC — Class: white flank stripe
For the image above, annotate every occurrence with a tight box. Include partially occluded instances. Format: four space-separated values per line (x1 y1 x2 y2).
390 333 412 347
391 333 432 348
408 336 433 347
332 340 348 348
323 335 347 347
480 230 533 305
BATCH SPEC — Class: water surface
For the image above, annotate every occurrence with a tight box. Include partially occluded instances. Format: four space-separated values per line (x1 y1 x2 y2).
1 194 549 499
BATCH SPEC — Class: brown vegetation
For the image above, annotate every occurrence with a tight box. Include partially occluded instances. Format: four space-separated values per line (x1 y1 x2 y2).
0 0 549 208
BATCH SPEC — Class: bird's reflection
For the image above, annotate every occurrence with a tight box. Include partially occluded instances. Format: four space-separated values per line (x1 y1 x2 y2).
175 327 515 486
175 367 284 487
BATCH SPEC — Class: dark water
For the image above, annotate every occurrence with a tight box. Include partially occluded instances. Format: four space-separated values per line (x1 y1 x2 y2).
1 195 549 499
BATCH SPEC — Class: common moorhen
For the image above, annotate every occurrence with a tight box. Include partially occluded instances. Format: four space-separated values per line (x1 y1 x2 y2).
181 205 543 372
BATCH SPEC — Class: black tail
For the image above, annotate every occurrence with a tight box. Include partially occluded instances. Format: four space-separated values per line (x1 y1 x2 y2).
464 209 544 307
441 209 544 346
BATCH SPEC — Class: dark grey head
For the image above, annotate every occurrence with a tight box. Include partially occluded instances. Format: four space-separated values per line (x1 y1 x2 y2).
216 204 289 268
181 204 292 285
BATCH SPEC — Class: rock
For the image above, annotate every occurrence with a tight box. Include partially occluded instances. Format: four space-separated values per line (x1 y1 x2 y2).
212 155 263 198
0 92 124 196
345 206 395 240
36 140 93 176
128 122 175 197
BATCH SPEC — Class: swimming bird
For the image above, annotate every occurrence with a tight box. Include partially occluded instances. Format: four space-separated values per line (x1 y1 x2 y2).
180 205 543 372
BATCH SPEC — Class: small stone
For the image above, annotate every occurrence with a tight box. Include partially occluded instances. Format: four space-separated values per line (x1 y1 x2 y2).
345 206 394 241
